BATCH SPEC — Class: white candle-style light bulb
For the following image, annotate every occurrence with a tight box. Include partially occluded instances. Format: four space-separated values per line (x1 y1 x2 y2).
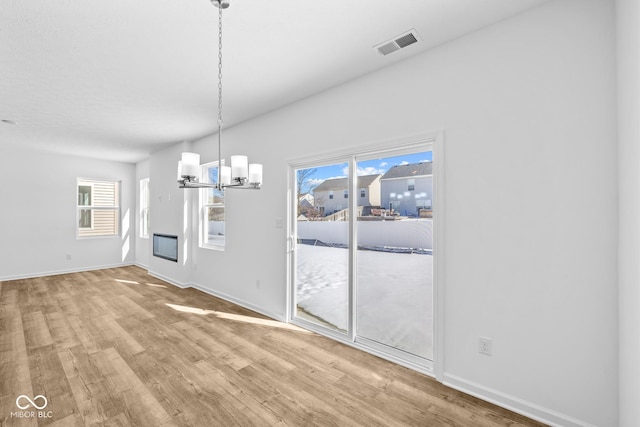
231 155 248 179
220 166 232 186
181 152 201 178
249 164 263 185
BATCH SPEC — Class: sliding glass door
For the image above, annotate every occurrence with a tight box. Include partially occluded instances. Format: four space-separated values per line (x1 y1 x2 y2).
355 152 433 361
291 142 435 368
293 161 349 333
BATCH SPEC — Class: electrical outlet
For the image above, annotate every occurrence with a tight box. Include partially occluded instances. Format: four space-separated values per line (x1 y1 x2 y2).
256 280 261 289
479 337 492 356
275 218 283 228
66 254 72 261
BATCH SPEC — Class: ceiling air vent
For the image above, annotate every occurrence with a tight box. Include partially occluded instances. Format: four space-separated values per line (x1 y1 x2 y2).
375 29 420 56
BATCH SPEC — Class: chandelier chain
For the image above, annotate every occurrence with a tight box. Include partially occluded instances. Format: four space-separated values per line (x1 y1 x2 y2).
178 0 262 191
217 2 223 127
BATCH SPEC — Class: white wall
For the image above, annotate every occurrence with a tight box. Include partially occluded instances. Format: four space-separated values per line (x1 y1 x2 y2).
185 130 288 319
135 159 150 268
0 146 136 280
616 0 640 426
162 0 618 425
147 142 193 287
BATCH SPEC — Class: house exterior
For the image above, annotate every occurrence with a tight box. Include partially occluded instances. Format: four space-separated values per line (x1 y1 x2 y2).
313 174 381 217
297 193 315 219
380 162 432 216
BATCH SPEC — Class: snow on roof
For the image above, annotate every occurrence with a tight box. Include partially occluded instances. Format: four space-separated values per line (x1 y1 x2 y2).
313 174 380 192
381 162 432 179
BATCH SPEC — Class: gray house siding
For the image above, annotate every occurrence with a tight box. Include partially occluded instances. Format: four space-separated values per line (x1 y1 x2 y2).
380 162 433 216
313 175 381 216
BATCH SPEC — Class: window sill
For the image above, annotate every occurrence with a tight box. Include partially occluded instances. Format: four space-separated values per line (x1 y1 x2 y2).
200 244 225 252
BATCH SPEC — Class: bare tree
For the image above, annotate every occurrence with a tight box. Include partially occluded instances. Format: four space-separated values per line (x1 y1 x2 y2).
297 168 317 216
297 168 317 196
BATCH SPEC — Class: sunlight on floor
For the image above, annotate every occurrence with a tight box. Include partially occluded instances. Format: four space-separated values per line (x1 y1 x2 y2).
115 279 139 284
114 278 167 289
145 283 168 289
165 303 310 333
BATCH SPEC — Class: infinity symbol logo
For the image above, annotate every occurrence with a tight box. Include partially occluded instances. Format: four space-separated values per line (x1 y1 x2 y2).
15 395 48 410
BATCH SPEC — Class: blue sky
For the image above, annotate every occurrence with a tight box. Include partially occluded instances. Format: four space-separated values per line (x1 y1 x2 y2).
302 151 432 192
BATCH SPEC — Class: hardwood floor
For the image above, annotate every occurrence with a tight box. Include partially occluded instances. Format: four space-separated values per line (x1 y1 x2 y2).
0 266 545 426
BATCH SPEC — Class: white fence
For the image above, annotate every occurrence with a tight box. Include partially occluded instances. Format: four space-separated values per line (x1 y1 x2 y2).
297 219 433 250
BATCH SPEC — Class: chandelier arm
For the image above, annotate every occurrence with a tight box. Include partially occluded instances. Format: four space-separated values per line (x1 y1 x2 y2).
223 183 261 190
179 180 220 189
179 179 259 190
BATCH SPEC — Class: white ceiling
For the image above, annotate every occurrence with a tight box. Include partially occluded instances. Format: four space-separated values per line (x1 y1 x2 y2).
1 0 550 163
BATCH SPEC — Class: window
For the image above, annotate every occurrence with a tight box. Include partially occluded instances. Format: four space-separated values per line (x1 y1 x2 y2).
140 178 150 238
329 191 334 200
201 162 225 249
77 179 120 237
290 141 438 369
408 178 415 191
344 190 348 199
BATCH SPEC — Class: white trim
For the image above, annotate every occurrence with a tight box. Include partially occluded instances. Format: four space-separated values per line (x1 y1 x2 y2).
286 163 295 324
199 161 226 250
190 281 285 322
77 181 95 230
139 178 150 239
443 374 595 427
348 157 356 341
148 270 189 289
200 241 225 251
0 262 134 282
134 262 149 270
290 316 434 377
432 130 445 382
287 131 440 168
356 335 433 374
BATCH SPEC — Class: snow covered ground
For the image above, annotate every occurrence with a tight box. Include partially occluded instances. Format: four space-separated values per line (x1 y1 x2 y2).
295 244 433 360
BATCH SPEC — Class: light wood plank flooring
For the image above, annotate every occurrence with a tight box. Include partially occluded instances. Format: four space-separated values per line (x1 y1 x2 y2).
0 266 545 426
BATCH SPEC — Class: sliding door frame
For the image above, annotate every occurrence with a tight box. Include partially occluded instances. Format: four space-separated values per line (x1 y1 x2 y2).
287 131 445 379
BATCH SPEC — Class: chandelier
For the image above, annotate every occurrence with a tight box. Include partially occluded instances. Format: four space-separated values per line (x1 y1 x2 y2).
178 0 262 190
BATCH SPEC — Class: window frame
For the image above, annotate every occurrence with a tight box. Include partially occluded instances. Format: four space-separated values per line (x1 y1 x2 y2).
78 183 94 230
76 179 120 238
200 161 226 250
140 178 150 239
287 130 445 379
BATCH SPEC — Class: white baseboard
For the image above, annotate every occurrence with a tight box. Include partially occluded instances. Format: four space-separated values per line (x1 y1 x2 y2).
189 281 285 322
0 262 135 282
144 272 283 322
147 270 189 289
134 262 149 270
442 374 595 427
